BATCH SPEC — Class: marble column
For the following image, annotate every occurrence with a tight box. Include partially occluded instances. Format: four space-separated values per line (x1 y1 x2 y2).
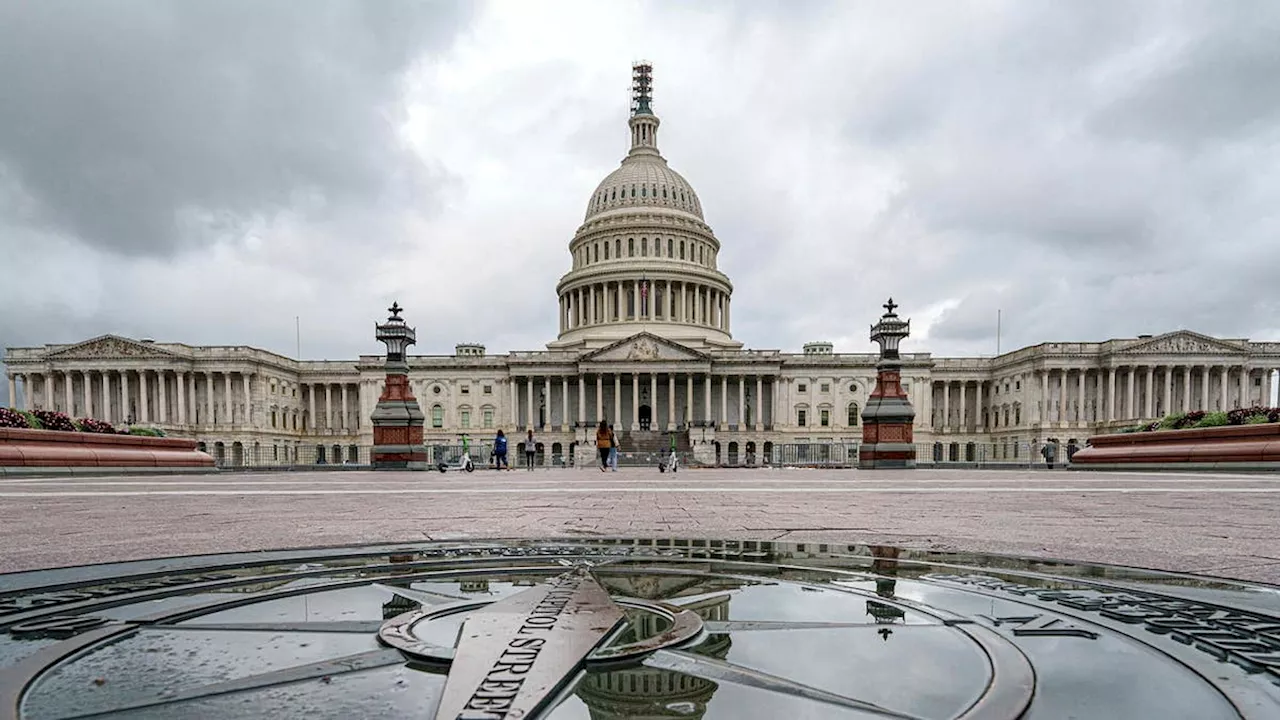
339 383 347 431
1106 368 1116 421
630 374 638 429
1182 366 1191 413
595 374 603 423
650 374 658 426
1240 366 1249 408
755 376 763 430
1201 366 1210 412
121 371 130 423
63 371 74 416
704 375 711 422
686 375 694 426
42 373 53 411
1039 372 1049 424
720 376 728 429
526 376 534 428
244 374 253 428
614 373 624 426
85 372 94 419
139 371 150 423
561 378 569 431
308 383 316 431
510 378 519 426
959 382 968 429
942 382 950 430
578 376 586 426
975 380 985 430
1124 368 1135 420
1162 367 1172 417
159 371 168 423
668 374 676 430
737 377 745 428
103 372 113 422
543 377 551 428
324 383 333 432
220 372 232 426
1220 367 1229 411
6 374 15 410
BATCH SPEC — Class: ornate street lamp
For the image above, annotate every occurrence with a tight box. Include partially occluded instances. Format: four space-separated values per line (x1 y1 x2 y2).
860 298 917 469
371 302 428 470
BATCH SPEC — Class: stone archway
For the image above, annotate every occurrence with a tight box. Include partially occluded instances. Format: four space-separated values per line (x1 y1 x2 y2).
639 404 652 431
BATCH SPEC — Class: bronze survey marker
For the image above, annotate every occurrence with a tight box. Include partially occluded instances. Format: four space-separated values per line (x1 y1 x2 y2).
5 539 1280 719
433 568 624 719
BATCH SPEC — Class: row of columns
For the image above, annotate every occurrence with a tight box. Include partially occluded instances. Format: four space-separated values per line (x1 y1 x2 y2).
560 279 729 333
932 365 1277 432
505 373 768 432
5 370 369 434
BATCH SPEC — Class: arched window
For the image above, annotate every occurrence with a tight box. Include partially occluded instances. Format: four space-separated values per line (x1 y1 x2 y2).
431 405 444 428
847 402 859 426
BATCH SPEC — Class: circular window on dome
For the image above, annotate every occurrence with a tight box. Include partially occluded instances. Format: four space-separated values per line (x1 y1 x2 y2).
433 385 442 395
849 383 858 393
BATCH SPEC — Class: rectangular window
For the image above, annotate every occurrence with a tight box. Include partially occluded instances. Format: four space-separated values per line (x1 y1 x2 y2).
461 385 470 395
668 238 673 256
820 383 829 393
798 384 807 393
432 406 443 428
483 385 492 394
798 409 807 427
461 410 471 429
820 409 830 427
483 409 494 428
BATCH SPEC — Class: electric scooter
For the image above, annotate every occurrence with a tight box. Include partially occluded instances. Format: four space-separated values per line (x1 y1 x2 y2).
438 435 476 473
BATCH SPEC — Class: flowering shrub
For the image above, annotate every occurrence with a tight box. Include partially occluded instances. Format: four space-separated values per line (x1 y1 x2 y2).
1174 410 1206 429
0 407 30 428
77 417 119 434
31 409 78 432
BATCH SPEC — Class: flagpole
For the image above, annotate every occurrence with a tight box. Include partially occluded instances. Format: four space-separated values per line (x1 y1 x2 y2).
996 309 1001 356
296 316 301 359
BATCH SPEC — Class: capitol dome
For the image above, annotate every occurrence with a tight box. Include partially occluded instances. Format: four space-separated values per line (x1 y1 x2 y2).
583 145 704 221
549 63 739 352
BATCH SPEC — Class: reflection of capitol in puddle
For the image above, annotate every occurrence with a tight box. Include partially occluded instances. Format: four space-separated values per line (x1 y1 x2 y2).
576 577 734 720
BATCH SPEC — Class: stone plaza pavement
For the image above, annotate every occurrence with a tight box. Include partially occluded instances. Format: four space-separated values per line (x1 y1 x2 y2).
1 467 1278 583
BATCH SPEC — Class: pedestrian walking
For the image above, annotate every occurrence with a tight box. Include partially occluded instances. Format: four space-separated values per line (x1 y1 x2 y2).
525 429 537 471
608 423 619 472
1041 440 1057 470
493 429 509 470
596 420 611 471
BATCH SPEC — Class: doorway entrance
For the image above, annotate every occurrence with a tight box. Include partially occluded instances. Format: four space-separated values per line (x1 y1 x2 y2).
638 404 652 431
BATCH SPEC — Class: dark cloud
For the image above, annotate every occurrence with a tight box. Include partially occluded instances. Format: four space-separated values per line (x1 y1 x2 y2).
0 0 472 258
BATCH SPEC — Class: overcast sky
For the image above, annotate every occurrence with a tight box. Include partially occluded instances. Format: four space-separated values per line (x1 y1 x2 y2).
3 0 1279 406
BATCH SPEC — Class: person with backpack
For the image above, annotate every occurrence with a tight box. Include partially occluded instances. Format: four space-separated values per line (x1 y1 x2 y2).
1041 439 1057 470
595 420 611 471
525 429 537 471
493 429 509 470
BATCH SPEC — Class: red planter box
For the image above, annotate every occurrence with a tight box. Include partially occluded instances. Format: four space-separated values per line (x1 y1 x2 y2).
0 427 214 468
1072 423 1280 467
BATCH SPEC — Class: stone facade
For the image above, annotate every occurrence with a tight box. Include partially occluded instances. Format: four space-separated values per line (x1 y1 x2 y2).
5 66 1280 465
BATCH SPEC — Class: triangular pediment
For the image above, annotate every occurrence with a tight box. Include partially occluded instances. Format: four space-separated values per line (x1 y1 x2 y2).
580 333 709 362
1119 331 1245 356
46 334 182 360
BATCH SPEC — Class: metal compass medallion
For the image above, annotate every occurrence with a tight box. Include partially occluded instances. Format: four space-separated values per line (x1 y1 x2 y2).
3 540 1280 719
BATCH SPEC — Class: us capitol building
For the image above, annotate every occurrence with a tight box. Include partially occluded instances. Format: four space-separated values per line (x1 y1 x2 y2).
5 65 1280 467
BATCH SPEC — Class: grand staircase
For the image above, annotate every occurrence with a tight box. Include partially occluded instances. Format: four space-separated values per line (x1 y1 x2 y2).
618 430 690 459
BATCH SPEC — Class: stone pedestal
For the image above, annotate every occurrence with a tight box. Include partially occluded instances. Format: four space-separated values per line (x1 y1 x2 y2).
371 364 427 470
860 362 916 469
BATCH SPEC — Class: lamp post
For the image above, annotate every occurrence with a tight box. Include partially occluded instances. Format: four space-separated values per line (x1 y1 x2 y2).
370 302 428 470
859 298 917 469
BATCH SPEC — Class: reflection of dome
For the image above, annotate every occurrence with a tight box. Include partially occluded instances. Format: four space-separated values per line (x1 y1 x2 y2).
576 589 731 720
